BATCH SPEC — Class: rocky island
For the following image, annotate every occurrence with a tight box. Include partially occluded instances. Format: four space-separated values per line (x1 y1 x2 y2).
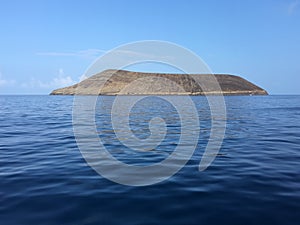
50 69 268 95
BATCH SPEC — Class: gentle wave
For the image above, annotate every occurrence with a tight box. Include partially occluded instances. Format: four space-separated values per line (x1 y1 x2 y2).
0 95 300 225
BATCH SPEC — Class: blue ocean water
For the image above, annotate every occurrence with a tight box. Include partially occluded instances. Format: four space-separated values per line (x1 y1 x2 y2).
0 95 300 225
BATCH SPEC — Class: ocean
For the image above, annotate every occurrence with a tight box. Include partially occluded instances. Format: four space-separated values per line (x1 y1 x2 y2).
0 95 300 225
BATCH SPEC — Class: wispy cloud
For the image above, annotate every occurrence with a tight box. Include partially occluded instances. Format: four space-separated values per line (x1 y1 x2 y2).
0 72 15 87
36 49 107 59
37 48 174 61
288 0 300 15
21 69 76 89
52 68 76 87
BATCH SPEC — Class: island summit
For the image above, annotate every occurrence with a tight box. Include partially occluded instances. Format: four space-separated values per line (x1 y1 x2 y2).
50 69 268 96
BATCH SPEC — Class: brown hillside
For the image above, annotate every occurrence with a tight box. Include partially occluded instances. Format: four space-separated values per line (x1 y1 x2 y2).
50 69 268 95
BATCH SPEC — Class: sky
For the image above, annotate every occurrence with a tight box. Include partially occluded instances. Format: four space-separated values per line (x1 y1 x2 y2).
0 0 299 94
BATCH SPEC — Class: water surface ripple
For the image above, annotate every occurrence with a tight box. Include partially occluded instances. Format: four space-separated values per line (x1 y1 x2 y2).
0 95 300 225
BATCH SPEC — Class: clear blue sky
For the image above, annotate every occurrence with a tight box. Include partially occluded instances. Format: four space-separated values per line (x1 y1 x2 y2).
0 0 299 94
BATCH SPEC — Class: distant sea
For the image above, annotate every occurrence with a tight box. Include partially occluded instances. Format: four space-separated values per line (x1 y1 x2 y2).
1 95 300 225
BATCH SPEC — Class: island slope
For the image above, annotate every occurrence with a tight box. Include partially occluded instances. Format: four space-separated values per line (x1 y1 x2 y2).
50 69 268 95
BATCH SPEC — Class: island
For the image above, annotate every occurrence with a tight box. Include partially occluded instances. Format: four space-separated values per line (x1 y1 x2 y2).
50 69 268 95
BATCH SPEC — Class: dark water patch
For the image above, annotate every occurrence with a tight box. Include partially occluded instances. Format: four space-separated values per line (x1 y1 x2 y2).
1 95 300 225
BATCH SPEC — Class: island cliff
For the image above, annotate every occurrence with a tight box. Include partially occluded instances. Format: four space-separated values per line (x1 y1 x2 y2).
50 69 268 95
